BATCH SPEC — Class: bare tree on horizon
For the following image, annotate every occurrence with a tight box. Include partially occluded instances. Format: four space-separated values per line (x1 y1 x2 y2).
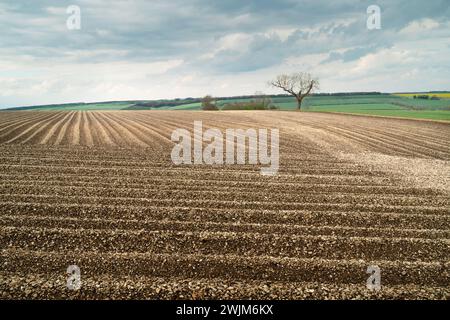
269 72 319 110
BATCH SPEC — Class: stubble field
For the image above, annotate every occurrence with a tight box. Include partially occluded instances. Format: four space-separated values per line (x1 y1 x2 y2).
0 110 449 299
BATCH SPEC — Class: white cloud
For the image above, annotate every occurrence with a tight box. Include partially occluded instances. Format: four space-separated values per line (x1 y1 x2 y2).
400 18 440 35
0 0 449 107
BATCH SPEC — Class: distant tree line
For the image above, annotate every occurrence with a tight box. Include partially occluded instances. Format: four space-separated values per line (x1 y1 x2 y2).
202 92 279 111
132 92 387 110
129 98 201 109
413 95 440 100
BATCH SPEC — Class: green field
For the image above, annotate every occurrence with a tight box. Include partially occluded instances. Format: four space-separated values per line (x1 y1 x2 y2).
46 102 136 111
271 95 450 120
157 102 202 110
302 95 450 110
394 92 450 99
3 94 450 121
6 102 136 111
308 104 450 120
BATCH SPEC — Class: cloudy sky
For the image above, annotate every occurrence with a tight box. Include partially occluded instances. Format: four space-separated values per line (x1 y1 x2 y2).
0 0 449 108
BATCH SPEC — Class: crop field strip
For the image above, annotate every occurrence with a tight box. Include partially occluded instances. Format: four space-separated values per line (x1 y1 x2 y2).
0 110 449 299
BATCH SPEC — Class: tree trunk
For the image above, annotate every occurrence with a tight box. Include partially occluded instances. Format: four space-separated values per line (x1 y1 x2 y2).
296 97 303 110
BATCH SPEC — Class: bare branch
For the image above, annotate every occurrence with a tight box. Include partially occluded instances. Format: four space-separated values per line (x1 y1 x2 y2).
269 72 319 110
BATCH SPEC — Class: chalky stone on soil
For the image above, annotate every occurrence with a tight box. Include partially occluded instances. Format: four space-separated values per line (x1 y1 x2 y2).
0 111 449 299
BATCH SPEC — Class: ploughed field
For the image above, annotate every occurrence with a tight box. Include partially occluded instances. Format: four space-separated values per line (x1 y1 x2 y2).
0 110 449 299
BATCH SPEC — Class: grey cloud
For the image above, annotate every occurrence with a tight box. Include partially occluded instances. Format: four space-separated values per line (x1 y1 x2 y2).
0 0 449 106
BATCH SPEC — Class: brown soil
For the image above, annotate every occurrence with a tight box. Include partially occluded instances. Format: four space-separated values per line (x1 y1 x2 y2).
0 110 449 299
